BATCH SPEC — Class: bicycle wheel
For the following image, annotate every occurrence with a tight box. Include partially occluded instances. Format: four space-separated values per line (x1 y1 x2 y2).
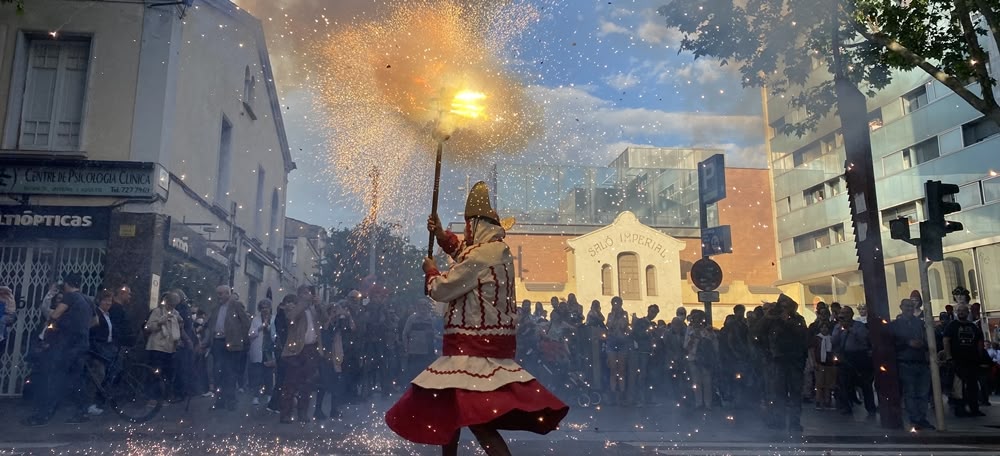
107 363 165 423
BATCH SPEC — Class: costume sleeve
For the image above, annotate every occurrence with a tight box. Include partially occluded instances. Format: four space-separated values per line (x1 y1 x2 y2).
426 256 483 304
438 230 462 259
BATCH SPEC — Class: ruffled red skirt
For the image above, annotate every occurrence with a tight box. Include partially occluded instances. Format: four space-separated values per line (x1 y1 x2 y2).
385 380 570 445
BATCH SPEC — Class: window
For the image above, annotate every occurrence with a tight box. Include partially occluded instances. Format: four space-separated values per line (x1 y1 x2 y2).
14 36 90 151
793 228 832 254
269 189 280 252
868 109 884 132
882 201 920 228
243 66 255 103
832 224 846 243
820 133 837 154
776 197 791 216
902 138 939 168
769 116 786 140
243 66 257 120
983 177 1000 203
617 252 641 300
882 150 905 176
956 182 983 210
215 117 233 204
804 184 825 205
254 166 265 238
884 138 939 176
792 142 823 167
962 117 1000 146
645 265 657 297
902 86 928 114
826 176 846 197
601 264 613 296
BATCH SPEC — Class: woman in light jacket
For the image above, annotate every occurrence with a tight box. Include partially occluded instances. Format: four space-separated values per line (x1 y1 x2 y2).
145 292 182 399
248 299 276 406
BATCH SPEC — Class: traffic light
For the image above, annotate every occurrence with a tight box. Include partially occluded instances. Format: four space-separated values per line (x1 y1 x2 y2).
919 221 944 262
920 180 963 261
889 217 913 244
924 180 963 238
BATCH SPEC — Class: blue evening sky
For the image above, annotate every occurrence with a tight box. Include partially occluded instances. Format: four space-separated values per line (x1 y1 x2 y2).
276 0 766 232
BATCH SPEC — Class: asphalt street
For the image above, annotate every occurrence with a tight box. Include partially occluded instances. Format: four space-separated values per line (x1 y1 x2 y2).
3 393 1000 455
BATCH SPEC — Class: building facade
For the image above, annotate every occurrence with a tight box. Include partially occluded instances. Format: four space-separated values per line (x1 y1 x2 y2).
0 0 294 395
477 148 784 325
284 217 328 301
765 47 1000 327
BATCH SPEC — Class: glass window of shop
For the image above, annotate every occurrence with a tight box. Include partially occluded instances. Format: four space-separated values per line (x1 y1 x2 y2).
977 244 1000 317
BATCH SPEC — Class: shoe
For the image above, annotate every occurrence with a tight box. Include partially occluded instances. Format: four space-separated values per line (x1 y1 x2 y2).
314 411 328 421
252 398 260 406
279 418 293 424
87 405 104 416
266 405 280 414
65 414 89 424
981 401 992 407
202 392 215 398
814 404 823 411
914 421 936 430
970 410 987 417
954 408 970 417
20 416 49 427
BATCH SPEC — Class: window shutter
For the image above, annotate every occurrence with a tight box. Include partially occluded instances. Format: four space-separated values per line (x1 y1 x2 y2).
19 39 89 151
54 42 88 149
19 41 60 148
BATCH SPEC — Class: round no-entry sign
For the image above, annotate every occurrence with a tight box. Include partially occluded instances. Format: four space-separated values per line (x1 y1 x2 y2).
691 257 723 291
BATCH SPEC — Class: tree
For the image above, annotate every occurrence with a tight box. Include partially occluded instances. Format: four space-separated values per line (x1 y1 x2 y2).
320 222 429 303
659 0 1000 135
1 0 24 13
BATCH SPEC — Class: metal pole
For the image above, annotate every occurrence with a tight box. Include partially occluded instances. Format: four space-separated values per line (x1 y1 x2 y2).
699 199 712 323
427 140 444 259
919 244 947 431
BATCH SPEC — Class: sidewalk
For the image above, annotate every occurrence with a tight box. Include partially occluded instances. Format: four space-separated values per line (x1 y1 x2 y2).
3 394 1000 446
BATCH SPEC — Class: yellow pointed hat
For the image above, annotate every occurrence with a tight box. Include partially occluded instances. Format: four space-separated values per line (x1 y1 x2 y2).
465 181 500 223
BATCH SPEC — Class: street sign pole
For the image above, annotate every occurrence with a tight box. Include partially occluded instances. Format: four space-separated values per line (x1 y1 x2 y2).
918 244 947 431
697 154 727 325
699 196 712 323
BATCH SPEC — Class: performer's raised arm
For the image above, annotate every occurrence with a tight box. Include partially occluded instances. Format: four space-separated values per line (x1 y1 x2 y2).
427 214 462 258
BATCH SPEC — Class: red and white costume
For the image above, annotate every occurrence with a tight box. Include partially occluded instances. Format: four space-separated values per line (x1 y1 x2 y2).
386 221 568 445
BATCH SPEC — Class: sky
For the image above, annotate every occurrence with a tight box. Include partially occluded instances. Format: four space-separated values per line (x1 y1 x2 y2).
236 0 767 235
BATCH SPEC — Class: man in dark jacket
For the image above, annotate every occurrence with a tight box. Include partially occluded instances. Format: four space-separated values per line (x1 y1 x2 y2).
752 294 808 433
890 299 934 429
832 306 877 416
944 303 986 417
23 273 94 426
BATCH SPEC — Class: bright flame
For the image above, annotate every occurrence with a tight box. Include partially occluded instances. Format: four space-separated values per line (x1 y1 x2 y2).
450 90 487 119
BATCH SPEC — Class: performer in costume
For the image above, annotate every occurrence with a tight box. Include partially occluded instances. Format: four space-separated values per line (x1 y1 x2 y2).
386 182 569 456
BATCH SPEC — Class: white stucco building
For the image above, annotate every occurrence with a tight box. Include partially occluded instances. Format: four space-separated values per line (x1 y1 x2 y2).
0 0 295 395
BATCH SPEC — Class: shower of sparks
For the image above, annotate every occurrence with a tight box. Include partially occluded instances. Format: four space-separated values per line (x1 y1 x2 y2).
305 0 543 229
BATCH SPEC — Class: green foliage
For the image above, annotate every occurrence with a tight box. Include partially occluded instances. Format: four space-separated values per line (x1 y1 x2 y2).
1 0 24 13
319 222 428 302
659 0 1000 135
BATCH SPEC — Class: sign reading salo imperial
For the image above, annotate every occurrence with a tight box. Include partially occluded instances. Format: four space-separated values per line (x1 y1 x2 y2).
588 232 672 259
0 161 157 198
0 206 111 240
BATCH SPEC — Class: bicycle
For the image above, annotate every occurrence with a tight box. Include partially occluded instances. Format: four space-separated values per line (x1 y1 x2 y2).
85 348 167 423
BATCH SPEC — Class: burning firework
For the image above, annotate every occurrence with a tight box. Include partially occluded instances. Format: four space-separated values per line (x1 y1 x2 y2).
248 0 544 226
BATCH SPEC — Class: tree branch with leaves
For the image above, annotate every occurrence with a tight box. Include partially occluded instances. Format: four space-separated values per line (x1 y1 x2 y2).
659 0 1000 134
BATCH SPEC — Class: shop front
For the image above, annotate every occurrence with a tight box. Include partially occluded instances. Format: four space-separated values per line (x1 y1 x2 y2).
161 217 229 310
0 205 111 396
